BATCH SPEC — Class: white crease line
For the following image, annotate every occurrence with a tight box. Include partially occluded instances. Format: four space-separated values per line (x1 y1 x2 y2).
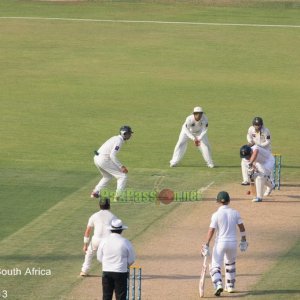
198 181 215 193
0 16 299 28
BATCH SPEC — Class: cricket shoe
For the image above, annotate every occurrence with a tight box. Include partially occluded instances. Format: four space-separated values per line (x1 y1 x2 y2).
241 181 250 186
214 282 223 296
252 197 263 203
90 191 100 199
207 163 214 168
80 271 88 277
225 286 235 293
170 162 177 167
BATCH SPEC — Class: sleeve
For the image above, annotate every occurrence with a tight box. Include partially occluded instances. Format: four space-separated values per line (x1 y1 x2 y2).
87 215 95 228
247 127 253 144
126 240 136 266
259 128 271 148
209 213 218 229
182 116 196 140
198 115 208 140
109 140 123 168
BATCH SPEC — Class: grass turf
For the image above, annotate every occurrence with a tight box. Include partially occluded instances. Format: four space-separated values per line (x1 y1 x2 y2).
0 1 299 299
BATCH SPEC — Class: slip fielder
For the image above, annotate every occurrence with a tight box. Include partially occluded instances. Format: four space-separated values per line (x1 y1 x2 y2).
91 126 133 201
170 106 214 168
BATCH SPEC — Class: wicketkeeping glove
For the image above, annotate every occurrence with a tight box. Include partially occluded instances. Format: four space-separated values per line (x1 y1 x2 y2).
194 139 201 147
239 241 248 252
201 244 210 257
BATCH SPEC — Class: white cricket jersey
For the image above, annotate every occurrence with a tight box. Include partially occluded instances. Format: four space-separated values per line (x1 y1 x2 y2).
210 205 243 242
182 114 209 140
251 145 273 164
97 233 135 273
97 135 125 168
87 210 117 239
247 126 271 151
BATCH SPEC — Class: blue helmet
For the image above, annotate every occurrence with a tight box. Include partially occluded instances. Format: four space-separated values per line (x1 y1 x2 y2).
240 145 252 158
120 126 133 138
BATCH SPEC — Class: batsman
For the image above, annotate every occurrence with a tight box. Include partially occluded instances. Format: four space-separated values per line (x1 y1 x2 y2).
240 144 275 202
201 191 248 296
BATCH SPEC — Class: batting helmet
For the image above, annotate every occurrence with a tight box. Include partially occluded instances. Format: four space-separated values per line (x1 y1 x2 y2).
252 117 263 126
120 125 133 138
240 145 252 158
216 191 230 203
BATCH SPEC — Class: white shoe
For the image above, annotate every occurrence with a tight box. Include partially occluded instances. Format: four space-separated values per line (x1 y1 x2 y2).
208 163 214 168
214 282 223 296
225 286 235 293
80 271 88 277
170 162 177 167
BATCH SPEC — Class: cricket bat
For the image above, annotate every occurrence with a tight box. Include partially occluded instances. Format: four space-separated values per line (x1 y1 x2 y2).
199 256 207 298
250 177 256 195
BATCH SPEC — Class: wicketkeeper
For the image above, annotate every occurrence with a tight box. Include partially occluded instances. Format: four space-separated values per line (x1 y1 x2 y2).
241 117 272 185
201 191 248 296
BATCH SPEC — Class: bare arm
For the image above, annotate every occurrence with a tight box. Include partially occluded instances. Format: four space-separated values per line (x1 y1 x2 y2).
205 227 215 246
83 226 93 252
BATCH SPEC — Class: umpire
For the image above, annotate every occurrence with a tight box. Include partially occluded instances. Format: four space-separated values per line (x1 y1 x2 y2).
97 219 135 300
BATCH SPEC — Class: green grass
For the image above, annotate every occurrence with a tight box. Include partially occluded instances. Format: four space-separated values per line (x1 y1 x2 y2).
0 1 299 299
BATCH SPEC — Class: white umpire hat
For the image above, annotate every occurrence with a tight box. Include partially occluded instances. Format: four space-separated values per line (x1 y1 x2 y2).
108 219 128 231
193 106 203 113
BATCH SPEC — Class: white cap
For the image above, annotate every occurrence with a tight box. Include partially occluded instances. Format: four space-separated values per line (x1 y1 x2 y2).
108 219 128 231
193 106 203 113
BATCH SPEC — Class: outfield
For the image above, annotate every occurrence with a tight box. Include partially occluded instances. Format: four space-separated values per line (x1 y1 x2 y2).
0 0 299 299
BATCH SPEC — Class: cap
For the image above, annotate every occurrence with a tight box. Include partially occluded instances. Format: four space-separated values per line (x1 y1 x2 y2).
216 191 230 203
193 106 203 113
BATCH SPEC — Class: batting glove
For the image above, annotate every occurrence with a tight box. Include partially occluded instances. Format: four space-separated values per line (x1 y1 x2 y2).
201 244 210 257
239 241 248 252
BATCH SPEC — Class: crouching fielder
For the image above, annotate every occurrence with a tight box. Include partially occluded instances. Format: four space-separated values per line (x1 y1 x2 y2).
170 106 214 168
201 191 248 296
240 144 275 202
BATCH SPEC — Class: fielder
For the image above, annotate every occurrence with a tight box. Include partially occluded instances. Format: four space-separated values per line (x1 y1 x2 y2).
80 198 117 277
240 144 275 202
241 117 271 185
170 106 214 168
201 191 248 296
91 126 133 201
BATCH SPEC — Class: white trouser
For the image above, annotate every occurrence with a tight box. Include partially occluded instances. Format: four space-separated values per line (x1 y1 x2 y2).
81 237 100 273
210 241 237 288
241 158 250 183
93 156 127 197
255 157 275 198
170 130 213 166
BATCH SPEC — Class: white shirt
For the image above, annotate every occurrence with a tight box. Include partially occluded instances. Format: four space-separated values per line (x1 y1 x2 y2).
97 135 125 168
210 205 243 242
182 114 209 140
247 126 271 151
97 233 135 273
88 210 117 240
251 145 273 164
